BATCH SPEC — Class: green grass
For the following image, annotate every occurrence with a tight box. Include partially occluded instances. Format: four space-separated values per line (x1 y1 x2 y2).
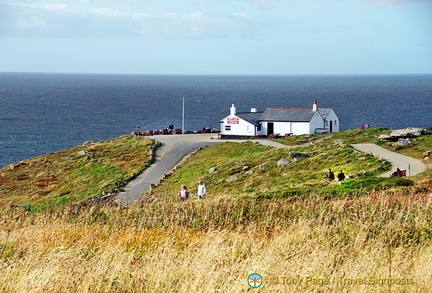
150 136 393 200
0 135 155 212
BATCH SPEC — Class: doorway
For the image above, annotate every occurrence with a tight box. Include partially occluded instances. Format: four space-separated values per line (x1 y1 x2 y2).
268 123 274 135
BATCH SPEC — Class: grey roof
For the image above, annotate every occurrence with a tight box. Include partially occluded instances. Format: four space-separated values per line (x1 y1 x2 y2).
236 112 263 126
260 108 317 122
318 108 333 119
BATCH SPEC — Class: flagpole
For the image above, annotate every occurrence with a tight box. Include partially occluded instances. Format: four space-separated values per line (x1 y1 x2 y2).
182 97 185 134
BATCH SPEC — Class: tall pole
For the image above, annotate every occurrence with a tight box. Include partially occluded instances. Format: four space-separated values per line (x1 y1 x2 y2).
182 97 185 134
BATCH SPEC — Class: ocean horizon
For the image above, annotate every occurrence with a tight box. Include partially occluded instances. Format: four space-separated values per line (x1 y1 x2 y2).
1 72 431 168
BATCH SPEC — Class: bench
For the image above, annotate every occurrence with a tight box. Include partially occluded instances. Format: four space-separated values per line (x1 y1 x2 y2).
392 170 406 177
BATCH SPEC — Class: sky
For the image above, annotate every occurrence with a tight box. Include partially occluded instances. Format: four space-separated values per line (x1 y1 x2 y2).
0 0 431 75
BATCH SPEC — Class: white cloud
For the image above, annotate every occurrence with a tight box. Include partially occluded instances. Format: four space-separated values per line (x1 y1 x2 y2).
90 7 128 17
10 2 77 13
17 16 47 28
233 12 252 18
365 0 431 5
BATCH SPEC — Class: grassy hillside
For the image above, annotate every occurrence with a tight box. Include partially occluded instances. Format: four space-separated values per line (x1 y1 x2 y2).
0 129 431 292
0 135 155 212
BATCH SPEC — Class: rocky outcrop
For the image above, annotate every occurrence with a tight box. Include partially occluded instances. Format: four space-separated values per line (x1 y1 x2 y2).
289 152 308 158
277 159 292 168
390 127 430 138
379 128 430 142
226 175 239 183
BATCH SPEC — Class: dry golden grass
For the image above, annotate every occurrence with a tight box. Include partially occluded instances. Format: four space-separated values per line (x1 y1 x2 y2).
1 190 431 292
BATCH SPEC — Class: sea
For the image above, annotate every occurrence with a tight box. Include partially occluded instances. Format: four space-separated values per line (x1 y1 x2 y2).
1 73 431 168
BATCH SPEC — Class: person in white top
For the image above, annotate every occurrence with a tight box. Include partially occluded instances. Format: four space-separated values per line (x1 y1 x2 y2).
197 180 206 199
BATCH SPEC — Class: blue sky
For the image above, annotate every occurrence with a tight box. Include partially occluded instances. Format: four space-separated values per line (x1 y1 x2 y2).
0 0 431 75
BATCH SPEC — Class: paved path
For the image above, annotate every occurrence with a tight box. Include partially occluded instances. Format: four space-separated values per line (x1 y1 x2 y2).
115 134 224 205
352 143 426 177
115 134 335 205
115 135 426 205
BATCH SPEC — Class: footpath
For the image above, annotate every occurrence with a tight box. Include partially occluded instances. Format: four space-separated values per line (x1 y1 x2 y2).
115 135 426 205
352 143 426 177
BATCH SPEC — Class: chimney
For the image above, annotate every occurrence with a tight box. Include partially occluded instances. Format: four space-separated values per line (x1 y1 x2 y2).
230 104 236 116
313 99 318 111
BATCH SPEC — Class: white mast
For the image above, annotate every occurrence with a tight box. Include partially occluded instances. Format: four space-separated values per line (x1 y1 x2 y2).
182 97 185 134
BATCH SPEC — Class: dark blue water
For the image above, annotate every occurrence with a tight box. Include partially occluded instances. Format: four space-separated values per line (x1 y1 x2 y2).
1 73 431 168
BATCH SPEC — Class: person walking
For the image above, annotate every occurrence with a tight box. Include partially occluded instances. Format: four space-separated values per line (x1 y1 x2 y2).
197 180 206 199
178 185 189 201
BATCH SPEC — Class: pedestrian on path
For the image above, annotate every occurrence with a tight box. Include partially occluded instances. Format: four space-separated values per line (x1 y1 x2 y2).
197 180 206 199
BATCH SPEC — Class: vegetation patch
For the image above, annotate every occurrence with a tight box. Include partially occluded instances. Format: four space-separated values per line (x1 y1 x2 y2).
0 135 155 212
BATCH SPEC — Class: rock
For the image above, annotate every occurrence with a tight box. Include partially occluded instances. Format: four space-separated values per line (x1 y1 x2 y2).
82 156 92 161
277 159 291 168
265 186 271 191
260 163 270 169
378 135 394 141
209 167 217 173
226 175 239 183
396 138 412 146
390 127 429 138
363 171 369 175
83 141 95 146
245 171 254 175
422 151 432 159
347 175 355 179
242 166 250 171
65 157 76 161
78 150 87 156
376 165 385 171
151 197 161 203
289 152 308 158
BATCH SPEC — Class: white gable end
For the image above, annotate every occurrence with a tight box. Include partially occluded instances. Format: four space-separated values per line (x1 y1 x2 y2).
220 115 256 136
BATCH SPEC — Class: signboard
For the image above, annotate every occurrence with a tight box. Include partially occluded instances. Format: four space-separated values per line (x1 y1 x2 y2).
227 117 239 124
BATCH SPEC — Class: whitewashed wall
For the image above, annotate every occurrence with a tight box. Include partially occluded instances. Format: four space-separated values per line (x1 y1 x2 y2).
324 110 340 132
221 116 256 136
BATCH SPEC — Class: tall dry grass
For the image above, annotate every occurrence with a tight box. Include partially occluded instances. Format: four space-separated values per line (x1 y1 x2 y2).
1 190 432 292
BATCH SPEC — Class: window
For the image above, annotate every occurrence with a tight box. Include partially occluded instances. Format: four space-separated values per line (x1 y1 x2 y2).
225 125 231 131
334 120 337 125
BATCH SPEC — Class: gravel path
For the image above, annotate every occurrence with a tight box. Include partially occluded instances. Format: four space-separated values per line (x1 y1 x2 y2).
352 143 426 177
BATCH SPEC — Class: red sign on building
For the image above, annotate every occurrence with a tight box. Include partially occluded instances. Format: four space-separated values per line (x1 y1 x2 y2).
227 117 239 124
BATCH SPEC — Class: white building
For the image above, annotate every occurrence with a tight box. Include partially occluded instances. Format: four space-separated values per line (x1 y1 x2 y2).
220 100 339 138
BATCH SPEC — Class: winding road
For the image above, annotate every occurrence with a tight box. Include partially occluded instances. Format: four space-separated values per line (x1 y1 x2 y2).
352 143 426 177
115 134 427 205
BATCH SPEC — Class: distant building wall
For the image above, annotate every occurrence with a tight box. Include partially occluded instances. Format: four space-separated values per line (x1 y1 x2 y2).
221 115 255 136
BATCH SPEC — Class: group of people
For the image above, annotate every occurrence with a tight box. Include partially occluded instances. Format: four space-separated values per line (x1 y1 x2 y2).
326 168 345 184
178 180 206 201
359 123 370 130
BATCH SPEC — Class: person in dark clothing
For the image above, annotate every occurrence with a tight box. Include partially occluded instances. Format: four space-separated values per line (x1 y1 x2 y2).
337 170 345 184
168 123 174 134
326 168 335 182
